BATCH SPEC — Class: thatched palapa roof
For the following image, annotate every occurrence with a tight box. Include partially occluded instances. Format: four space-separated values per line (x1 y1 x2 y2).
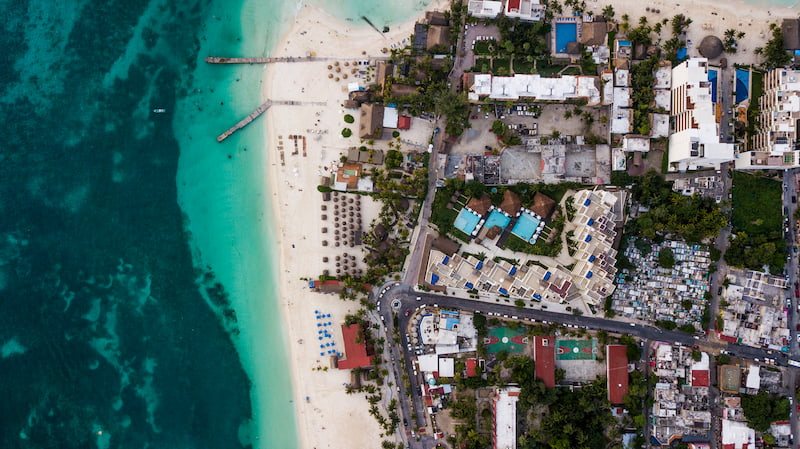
530 192 556 219
499 190 522 216
466 194 492 216
432 237 459 257
698 35 724 59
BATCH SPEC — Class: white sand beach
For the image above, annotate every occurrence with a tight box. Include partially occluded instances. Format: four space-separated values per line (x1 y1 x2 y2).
259 0 792 447
261 2 448 448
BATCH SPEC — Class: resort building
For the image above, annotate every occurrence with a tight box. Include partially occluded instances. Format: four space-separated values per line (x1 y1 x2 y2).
493 387 521 449
606 345 629 405
467 0 503 18
505 0 545 21
424 189 618 306
465 73 601 105
737 69 800 169
721 419 755 449
668 58 735 171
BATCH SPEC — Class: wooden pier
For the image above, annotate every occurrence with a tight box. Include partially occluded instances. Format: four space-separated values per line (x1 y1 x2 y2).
216 100 327 142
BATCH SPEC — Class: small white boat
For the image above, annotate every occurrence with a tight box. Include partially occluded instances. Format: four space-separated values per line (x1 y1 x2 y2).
153 108 166 113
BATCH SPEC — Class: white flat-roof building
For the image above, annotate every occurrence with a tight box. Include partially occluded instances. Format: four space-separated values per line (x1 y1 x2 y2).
493 387 521 449
468 73 600 104
505 0 545 21
737 69 800 169
668 58 735 171
467 0 503 18
652 113 670 138
722 419 755 449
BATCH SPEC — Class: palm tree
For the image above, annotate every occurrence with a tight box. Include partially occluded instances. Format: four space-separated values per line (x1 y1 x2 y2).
601 5 615 19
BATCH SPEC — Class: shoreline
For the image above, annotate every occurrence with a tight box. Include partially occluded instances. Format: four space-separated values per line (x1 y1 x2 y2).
262 2 448 448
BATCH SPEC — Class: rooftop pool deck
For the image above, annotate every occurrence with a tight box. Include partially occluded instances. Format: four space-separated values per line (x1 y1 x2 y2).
485 209 511 230
511 210 542 242
454 208 481 236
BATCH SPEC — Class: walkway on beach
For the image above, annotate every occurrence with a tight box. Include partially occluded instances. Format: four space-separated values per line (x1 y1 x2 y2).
205 56 390 64
216 99 326 142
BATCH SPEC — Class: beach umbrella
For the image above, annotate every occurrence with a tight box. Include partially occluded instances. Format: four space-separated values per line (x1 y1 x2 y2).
698 35 724 59
335 242 340 247
321 205 326 211
344 61 349 66
322 240 328 246
336 255 341 260
323 257 328 262
342 74 348 79
335 67 341 73
318 336 323 340
321 215 327 220
327 65 332 69
334 61 339 66
320 352 324 356
351 68 357 74
335 77 339 81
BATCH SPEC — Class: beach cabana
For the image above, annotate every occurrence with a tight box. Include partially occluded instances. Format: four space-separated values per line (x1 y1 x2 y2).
529 192 556 220
698 35 724 59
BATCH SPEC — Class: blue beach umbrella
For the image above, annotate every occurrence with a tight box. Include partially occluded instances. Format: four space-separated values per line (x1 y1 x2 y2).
318 337 323 340
317 323 321 327
320 344 325 348
320 352 324 356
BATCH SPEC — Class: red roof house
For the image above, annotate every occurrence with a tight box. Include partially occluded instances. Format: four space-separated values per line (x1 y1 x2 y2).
398 115 411 130
607 345 629 405
466 358 478 377
506 0 522 12
533 336 555 388
337 324 374 369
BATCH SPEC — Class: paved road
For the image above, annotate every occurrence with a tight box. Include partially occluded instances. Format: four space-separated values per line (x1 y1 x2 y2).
374 281 800 449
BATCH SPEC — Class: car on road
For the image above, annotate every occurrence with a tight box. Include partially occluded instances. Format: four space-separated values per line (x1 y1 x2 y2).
795 281 799 298
416 296 421 301
793 196 797 204
718 286 723 295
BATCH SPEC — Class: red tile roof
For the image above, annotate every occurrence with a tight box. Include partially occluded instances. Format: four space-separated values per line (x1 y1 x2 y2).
507 0 521 12
692 370 710 387
607 345 629 405
534 336 556 388
337 324 373 369
398 115 411 130
466 358 478 377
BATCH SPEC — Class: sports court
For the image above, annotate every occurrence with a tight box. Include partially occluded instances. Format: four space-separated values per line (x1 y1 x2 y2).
485 327 528 354
555 339 597 360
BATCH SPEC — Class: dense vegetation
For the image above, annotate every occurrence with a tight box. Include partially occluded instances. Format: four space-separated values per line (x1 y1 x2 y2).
741 391 791 432
725 171 786 272
630 54 661 135
626 170 727 243
755 23 792 69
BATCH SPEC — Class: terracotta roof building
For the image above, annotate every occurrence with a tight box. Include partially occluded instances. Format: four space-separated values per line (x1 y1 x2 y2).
580 20 608 47
359 103 384 139
606 345 629 405
533 336 556 388
337 323 374 369
336 162 362 190
375 61 394 88
398 115 411 130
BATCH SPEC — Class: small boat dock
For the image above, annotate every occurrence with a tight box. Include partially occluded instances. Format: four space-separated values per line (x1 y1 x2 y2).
216 100 327 142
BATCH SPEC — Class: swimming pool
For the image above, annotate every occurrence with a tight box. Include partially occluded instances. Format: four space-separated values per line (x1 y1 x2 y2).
511 211 541 242
735 68 750 104
485 209 511 230
454 208 480 235
708 69 718 103
555 23 577 54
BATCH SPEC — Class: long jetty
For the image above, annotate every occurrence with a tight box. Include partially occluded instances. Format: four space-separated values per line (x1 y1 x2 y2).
216 100 326 142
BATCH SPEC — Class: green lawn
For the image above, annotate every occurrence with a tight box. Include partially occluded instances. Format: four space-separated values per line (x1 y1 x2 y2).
492 57 511 74
474 57 491 73
725 171 786 271
473 39 496 55
536 64 566 77
512 58 534 74
731 172 782 236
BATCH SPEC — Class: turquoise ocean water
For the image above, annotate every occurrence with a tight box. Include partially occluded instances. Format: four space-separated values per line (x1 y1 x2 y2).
0 0 430 447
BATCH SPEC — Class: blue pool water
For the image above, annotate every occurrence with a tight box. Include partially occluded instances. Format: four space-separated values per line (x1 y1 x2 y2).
736 68 750 104
709 69 718 103
555 23 577 54
485 209 511 230
455 208 481 235
511 211 541 242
